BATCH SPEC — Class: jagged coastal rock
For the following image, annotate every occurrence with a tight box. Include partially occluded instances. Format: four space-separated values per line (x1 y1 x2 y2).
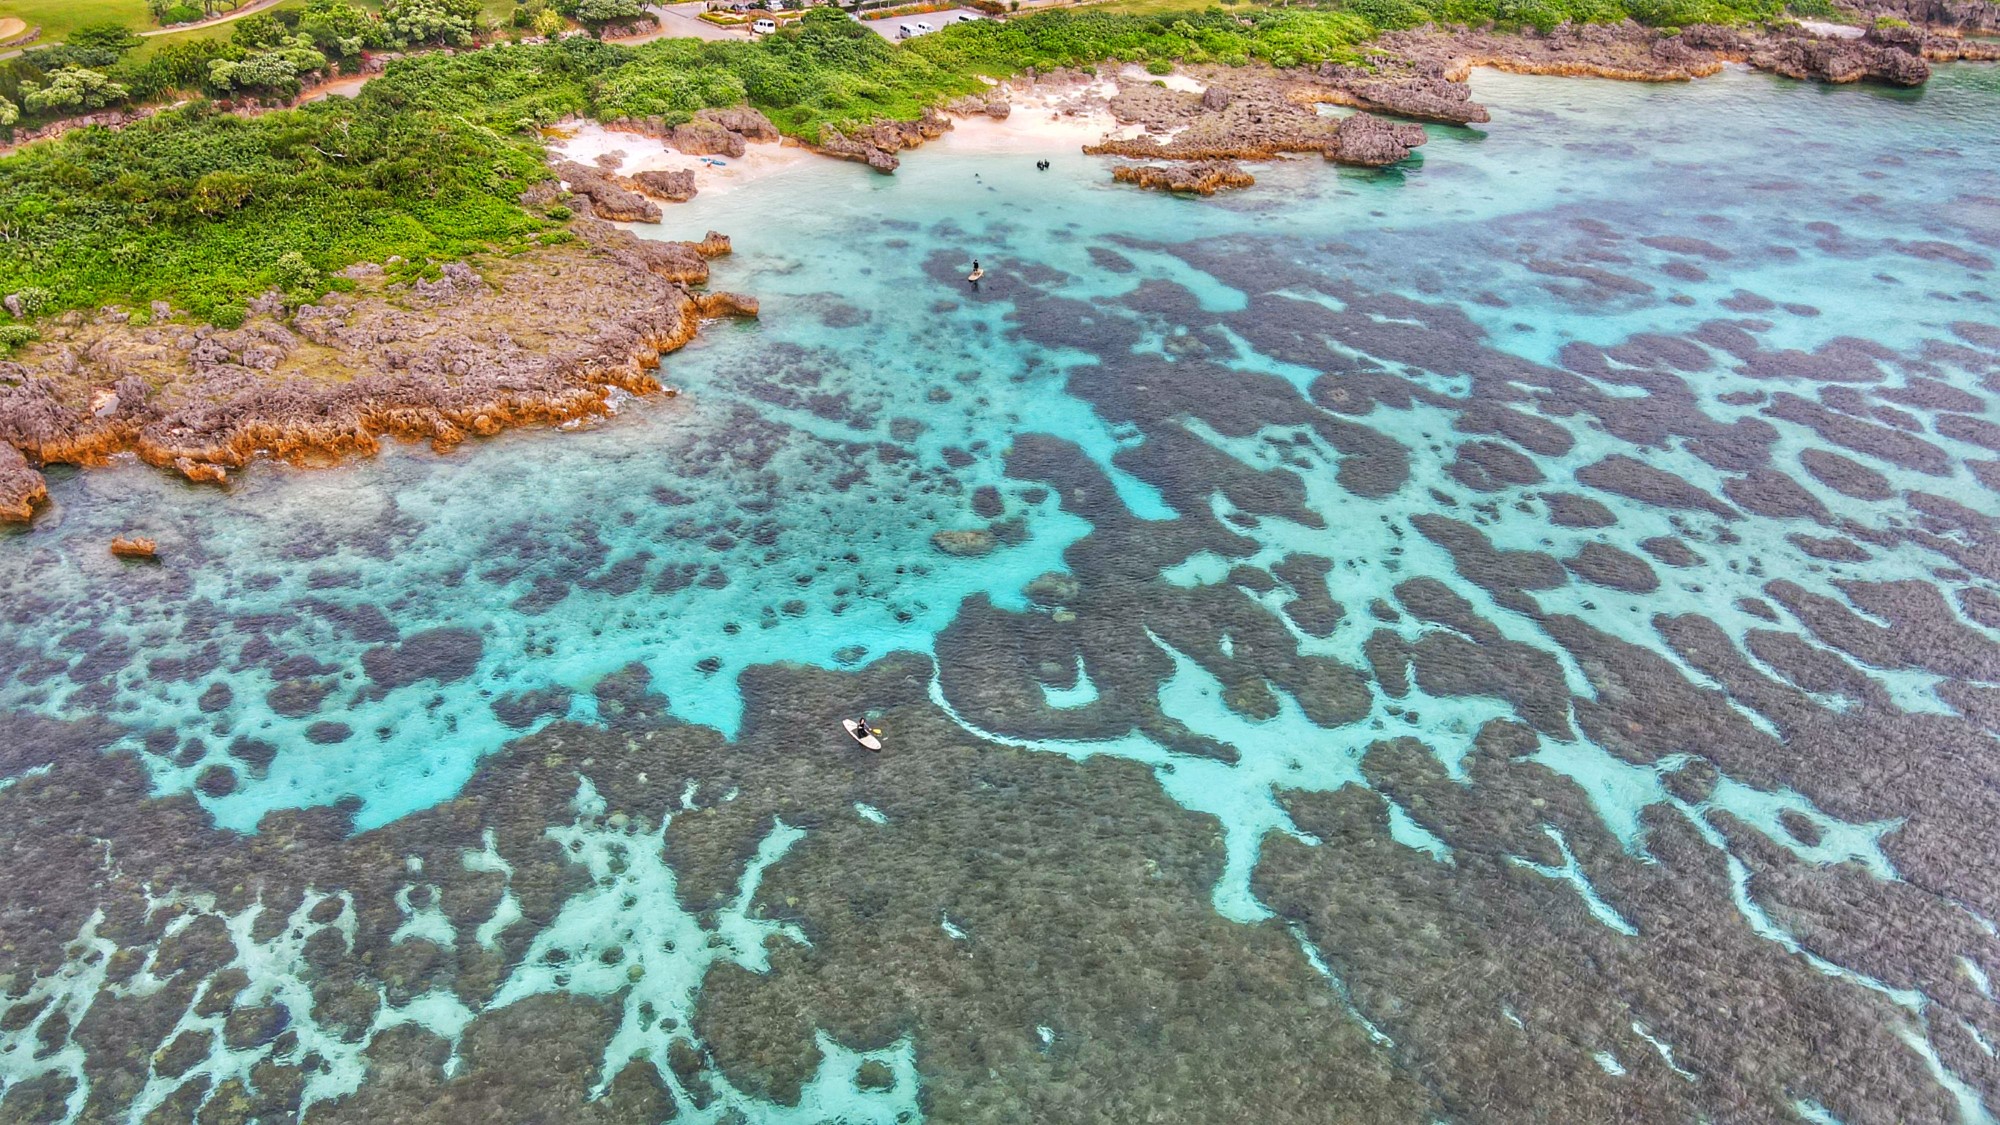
1085 72 1429 172
1111 160 1257 194
0 223 753 521
552 160 663 223
108 536 158 560
1327 113 1431 166
0 442 45 521
633 168 699 203
814 109 954 173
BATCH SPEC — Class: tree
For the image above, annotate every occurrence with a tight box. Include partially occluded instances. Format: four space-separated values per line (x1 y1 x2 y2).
299 0 379 57
20 67 131 113
231 13 290 48
566 0 646 21
191 170 256 215
0 96 17 127
33 24 144 69
207 36 329 94
381 0 484 46
125 38 233 96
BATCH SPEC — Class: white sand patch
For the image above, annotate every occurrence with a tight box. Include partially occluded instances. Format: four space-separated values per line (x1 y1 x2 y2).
936 82 1144 156
1798 19 1865 38
548 119 816 198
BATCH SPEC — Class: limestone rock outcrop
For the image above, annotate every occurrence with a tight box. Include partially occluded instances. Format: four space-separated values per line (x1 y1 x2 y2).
1089 74 1430 169
1325 112 1429 166
667 119 747 158
632 168 698 203
0 225 748 514
813 110 953 174
553 161 662 223
1111 160 1256 195
1745 26 1931 84
0 443 45 522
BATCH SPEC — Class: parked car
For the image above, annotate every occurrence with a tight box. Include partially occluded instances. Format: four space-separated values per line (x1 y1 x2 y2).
913 20 933 30
752 16 778 31
955 12 980 19
896 22 915 37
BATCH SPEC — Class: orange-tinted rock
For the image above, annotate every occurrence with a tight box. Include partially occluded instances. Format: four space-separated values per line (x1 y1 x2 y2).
109 536 159 560
0 443 48 522
0 231 746 501
1111 161 1255 195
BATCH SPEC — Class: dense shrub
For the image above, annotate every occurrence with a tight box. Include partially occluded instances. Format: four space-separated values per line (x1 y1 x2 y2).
0 0 1789 325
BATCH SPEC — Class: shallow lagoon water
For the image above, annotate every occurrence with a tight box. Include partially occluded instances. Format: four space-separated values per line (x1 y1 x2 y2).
3 64 2000 1123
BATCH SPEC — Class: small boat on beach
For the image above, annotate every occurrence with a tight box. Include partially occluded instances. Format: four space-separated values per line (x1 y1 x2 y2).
843 718 883 751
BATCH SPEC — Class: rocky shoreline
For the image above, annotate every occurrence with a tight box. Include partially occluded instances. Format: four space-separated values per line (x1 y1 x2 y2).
0 218 756 524
5 13 1994 521
763 15 1996 191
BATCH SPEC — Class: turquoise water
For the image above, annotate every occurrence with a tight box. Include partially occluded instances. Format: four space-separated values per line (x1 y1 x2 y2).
3 63 2000 1123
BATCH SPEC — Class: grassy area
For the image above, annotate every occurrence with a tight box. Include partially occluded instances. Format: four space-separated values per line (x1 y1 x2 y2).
0 0 152 42
3 0 519 52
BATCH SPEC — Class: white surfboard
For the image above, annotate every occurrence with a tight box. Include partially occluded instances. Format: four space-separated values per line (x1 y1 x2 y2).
843 719 883 751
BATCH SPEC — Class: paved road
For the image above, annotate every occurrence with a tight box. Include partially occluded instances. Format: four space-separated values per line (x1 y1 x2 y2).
139 0 286 37
860 7 985 40
619 1 752 41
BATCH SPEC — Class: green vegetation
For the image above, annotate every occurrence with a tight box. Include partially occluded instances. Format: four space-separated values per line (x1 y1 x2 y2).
0 0 1791 326
0 93 547 320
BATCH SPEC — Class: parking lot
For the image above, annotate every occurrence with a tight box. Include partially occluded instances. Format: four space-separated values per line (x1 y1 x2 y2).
860 8 987 39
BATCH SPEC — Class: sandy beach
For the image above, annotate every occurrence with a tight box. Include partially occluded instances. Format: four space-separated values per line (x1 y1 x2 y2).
550 118 818 197
933 79 1151 156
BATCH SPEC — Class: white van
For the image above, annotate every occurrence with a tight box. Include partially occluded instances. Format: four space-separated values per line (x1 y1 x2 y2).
955 12 980 20
912 20 933 31
751 16 777 32
896 22 915 37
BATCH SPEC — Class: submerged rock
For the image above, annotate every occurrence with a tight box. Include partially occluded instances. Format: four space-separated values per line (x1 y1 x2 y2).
931 529 997 557
362 627 484 690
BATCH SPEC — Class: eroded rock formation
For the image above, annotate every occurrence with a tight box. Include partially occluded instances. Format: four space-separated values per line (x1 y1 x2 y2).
0 443 45 521
813 109 954 173
552 161 661 224
1111 160 1257 195
632 168 698 203
0 225 751 519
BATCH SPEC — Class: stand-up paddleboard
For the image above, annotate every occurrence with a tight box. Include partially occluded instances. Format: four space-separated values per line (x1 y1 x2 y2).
966 268 985 283
843 719 883 751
